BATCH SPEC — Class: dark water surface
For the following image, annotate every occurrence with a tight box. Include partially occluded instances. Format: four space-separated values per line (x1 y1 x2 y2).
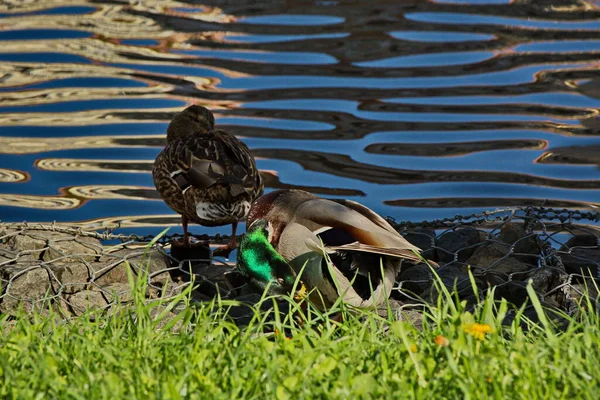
1 0 600 239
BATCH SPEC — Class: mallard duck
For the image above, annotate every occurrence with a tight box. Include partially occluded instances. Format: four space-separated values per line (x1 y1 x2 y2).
152 105 263 255
237 189 422 309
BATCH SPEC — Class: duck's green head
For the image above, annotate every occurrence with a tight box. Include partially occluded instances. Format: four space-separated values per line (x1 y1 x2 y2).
237 219 306 298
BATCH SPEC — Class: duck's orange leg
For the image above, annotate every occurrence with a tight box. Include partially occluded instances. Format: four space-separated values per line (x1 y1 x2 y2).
212 221 238 258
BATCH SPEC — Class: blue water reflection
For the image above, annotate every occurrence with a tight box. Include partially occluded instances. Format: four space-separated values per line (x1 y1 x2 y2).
0 0 599 241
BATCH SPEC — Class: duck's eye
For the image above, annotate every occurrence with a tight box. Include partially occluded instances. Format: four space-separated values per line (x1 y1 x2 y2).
276 278 285 286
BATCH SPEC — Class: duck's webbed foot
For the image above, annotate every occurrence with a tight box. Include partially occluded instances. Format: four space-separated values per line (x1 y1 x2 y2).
211 222 238 258
212 236 237 258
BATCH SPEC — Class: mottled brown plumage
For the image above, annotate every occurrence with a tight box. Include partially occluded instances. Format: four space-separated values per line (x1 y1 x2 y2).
153 105 263 255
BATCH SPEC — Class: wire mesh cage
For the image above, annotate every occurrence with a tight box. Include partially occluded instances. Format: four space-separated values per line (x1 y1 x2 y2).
1 207 599 325
390 207 600 325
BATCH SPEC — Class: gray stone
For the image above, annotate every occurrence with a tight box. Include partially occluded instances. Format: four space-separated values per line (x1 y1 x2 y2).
422 263 483 302
527 267 565 295
558 235 600 278
436 228 487 263
6 234 46 261
0 244 16 265
43 236 102 263
563 281 599 307
492 281 530 306
89 258 129 287
467 241 509 261
49 261 92 293
0 254 13 266
237 283 259 297
0 266 51 313
466 242 531 277
498 223 540 255
150 306 185 332
188 263 236 282
403 228 436 259
94 248 171 287
67 289 108 316
223 270 248 293
183 264 246 299
0 228 17 241
375 298 423 329
396 264 433 298
102 283 134 303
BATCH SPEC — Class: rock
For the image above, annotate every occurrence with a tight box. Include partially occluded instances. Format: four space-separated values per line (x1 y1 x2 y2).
67 290 108 316
376 299 423 329
102 283 134 303
558 235 600 278
395 263 433 298
436 228 487 262
49 261 92 294
492 281 530 307
184 264 244 299
94 248 171 287
498 223 540 255
395 308 423 330
527 266 567 295
6 234 46 261
168 258 212 283
0 244 16 264
467 241 509 262
562 281 599 309
0 254 13 266
150 306 184 332
403 228 436 259
223 270 248 292
503 303 570 330
212 294 262 326
185 263 236 282
43 236 102 263
237 283 259 297
2 230 103 264
0 265 51 313
422 264 485 302
465 242 532 285
195 279 233 299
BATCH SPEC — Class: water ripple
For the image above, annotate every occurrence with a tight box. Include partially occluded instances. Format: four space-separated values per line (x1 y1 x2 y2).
0 0 599 233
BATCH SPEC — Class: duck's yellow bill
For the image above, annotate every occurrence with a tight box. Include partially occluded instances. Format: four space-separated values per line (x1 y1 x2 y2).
294 283 308 300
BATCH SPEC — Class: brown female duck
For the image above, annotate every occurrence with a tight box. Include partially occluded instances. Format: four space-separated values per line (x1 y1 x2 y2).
152 105 263 255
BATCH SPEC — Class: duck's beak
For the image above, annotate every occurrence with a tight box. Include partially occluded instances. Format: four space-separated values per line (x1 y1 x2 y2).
294 282 308 300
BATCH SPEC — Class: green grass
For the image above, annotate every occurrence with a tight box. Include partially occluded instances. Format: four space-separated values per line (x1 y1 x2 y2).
1 272 599 399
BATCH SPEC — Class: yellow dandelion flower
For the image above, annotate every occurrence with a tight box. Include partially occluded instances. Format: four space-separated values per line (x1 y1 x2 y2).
434 335 450 347
463 323 493 340
409 344 418 353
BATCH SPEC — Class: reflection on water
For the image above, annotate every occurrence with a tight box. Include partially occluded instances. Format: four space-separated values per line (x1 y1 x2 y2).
1 0 600 236
0 168 29 184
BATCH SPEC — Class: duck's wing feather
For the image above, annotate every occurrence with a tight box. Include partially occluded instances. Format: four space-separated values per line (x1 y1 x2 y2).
216 130 263 197
166 130 262 197
329 261 398 308
294 198 421 253
325 242 423 263
329 199 401 237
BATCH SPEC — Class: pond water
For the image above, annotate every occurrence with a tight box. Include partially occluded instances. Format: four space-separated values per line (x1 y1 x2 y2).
0 0 599 240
